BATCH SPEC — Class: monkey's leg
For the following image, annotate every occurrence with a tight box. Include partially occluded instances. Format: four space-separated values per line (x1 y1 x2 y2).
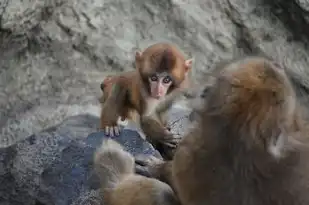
100 83 128 137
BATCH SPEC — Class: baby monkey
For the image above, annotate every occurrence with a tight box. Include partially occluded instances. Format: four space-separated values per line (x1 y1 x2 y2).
100 42 193 160
136 56 309 205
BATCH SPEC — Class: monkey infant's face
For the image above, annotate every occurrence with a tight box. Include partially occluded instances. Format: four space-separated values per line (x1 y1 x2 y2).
148 72 173 99
135 44 193 100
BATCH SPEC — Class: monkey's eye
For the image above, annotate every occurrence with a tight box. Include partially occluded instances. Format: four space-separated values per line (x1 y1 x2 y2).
163 76 172 84
150 75 158 81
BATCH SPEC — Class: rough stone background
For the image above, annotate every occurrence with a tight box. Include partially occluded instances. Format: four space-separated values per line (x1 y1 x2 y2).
1 0 309 204
2 0 309 146
0 109 191 205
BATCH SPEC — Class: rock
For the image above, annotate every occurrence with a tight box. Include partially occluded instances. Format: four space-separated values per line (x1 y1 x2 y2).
2 0 309 146
0 106 191 205
86 130 162 158
71 190 101 205
0 114 160 205
166 104 194 136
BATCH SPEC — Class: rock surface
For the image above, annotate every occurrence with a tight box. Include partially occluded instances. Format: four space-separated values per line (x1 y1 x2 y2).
0 114 158 205
0 106 191 205
2 0 309 146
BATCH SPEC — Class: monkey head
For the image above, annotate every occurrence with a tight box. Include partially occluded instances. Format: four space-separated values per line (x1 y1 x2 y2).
135 43 193 99
206 56 298 158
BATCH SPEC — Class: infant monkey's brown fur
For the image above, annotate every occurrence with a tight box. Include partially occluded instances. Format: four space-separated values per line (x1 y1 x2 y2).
99 71 137 122
138 56 309 205
93 138 180 205
100 71 183 126
100 42 193 160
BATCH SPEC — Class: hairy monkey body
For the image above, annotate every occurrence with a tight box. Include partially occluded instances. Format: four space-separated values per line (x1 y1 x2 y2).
137 56 309 205
93 138 180 205
100 43 193 160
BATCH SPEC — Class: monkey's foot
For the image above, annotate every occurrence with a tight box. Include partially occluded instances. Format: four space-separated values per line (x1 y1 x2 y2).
104 125 122 137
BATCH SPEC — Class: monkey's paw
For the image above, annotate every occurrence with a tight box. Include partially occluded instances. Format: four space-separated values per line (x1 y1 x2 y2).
104 125 122 137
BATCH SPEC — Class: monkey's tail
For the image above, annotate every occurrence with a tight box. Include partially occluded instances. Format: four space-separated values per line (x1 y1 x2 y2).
93 138 135 189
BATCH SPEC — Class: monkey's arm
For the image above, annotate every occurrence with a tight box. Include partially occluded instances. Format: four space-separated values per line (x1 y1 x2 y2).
140 89 190 159
100 82 128 136
140 114 181 160
143 88 193 135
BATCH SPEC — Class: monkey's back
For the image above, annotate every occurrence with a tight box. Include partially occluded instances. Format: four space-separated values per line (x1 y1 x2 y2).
100 70 143 118
107 175 178 205
172 126 309 205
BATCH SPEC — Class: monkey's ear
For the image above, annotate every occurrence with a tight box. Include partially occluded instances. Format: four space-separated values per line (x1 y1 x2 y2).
135 51 143 70
185 58 194 71
135 51 143 61
101 76 113 91
103 76 112 84
100 82 105 91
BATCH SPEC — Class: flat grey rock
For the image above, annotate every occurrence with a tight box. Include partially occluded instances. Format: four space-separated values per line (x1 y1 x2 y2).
0 114 163 205
86 131 162 158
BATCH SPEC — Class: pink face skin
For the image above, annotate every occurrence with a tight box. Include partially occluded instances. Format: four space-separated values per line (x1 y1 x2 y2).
148 72 173 99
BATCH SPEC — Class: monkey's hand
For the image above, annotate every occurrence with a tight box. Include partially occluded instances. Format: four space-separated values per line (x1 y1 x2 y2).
140 116 182 149
100 110 122 137
105 124 122 137
101 121 122 137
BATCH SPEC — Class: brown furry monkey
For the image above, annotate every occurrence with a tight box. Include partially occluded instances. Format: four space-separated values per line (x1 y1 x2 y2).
93 138 180 205
136 56 309 205
99 42 193 160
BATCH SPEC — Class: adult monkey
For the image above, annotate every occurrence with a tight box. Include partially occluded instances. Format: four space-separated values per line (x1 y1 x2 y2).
100 42 193 160
93 138 180 205
136 56 309 205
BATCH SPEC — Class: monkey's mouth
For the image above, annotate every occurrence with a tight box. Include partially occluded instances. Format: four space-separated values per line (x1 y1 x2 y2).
152 97 160 100
153 94 164 99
